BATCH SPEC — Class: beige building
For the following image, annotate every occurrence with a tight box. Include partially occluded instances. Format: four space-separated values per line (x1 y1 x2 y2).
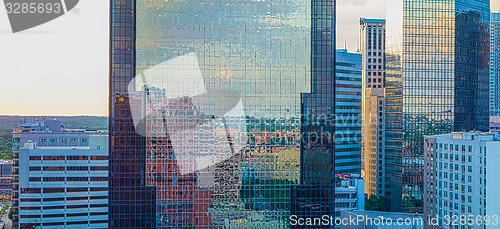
362 88 386 197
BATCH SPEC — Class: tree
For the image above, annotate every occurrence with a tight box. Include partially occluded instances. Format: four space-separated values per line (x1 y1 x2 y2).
8 207 13 220
365 194 390 212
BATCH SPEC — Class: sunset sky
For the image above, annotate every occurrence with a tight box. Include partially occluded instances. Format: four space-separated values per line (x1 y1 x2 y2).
0 1 498 116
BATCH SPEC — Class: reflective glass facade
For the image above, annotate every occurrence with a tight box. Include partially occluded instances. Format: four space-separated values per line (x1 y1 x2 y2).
386 0 490 213
110 0 336 228
334 50 362 175
492 13 500 116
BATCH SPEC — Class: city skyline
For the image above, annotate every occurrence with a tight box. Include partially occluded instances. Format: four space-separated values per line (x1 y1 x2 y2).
2 2 499 116
1 0 500 228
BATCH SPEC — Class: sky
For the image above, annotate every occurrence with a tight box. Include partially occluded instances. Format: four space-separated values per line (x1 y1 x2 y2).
0 1 498 116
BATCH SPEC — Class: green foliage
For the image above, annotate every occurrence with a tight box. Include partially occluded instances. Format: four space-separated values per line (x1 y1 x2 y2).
0 130 13 160
365 194 391 212
7 205 12 220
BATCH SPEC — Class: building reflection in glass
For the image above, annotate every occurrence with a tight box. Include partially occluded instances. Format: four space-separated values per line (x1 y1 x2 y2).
110 0 336 228
385 0 490 213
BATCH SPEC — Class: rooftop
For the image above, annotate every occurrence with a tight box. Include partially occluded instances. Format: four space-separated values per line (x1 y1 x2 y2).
425 131 499 141
15 118 107 134
360 18 386 24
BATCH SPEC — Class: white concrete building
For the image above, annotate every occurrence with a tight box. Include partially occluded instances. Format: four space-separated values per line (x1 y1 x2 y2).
16 125 108 228
335 174 365 228
424 132 500 229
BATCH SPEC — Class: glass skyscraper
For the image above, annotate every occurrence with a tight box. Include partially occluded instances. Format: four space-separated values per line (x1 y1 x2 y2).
386 0 490 213
110 0 336 228
491 12 500 117
334 49 362 175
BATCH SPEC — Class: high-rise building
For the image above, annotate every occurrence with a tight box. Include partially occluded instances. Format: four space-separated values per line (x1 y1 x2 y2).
12 120 108 228
359 18 388 201
110 0 336 228
359 18 386 89
423 132 500 229
385 0 490 212
362 88 386 197
335 49 362 175
491 12 500 116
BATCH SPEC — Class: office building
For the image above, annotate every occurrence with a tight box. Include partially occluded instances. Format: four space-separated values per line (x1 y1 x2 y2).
359 18 386 89
0 160 13 197
362 88 387 196
385 0 490 212
359 18 388 201
490 116 500 132
491 12 500 116
12 120 108 228
334 174 365 221
423 132 500 229
340 210 423 229
0 160 12 197
12 119 71 225
110 0 336 228
335 49 362 174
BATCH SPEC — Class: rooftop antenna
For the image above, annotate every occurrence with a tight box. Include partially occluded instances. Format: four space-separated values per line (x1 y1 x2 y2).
344 38 347 50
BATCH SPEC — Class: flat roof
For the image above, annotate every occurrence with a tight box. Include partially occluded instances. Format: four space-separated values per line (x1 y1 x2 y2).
360 18 386 24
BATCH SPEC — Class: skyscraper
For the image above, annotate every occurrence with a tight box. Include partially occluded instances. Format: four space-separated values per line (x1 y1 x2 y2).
362 87 387 197
109 0 336 228
359 18 386 89
491 13 500 116
385 0 490 213
359 18 389 200
335 49 362 175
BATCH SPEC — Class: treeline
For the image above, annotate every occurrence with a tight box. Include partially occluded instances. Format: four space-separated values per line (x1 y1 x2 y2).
0 130 12 160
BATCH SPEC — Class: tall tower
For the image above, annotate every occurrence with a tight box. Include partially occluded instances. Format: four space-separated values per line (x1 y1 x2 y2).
359 18 386 89
491 13 500 117
385 0 490 213
109 0 336 228
359 18 389 201
108 1 156 228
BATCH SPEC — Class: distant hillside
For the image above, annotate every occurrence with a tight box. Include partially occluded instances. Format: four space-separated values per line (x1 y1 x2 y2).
0 116 108 131
0 116 108 160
